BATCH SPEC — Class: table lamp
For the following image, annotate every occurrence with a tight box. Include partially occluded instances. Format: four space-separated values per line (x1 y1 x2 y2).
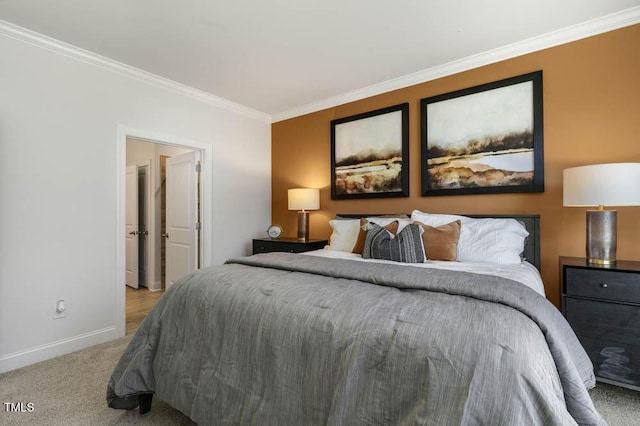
563 163 640 264
288 188 320 241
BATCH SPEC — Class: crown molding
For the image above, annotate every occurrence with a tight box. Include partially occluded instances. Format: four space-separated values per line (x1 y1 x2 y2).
0 19 272 123
272 6 640 123
2 6 638 126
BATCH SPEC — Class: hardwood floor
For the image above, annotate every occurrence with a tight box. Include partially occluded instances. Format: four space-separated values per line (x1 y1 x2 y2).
126 286 164 335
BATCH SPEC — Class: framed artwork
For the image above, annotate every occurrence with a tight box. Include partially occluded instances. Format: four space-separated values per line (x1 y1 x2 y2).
420 71 544 196
331 103 409 199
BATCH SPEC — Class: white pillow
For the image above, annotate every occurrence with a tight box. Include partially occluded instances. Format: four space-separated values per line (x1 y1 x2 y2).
328 217 412 252
411 210 466 227
328 219 361 252
410 210 528 264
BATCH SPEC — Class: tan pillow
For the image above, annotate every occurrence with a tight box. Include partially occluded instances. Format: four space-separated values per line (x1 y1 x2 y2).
352 219 399 254
414 220 461 261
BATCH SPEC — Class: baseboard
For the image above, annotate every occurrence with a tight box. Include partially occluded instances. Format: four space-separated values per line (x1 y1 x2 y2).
148 281 162 292
0 326 121 374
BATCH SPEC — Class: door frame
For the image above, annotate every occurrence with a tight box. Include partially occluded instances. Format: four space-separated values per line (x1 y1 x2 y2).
116 125 213 337
137 161 151 288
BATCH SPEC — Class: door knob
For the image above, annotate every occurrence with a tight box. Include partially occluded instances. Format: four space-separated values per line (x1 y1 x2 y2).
162 233 169 239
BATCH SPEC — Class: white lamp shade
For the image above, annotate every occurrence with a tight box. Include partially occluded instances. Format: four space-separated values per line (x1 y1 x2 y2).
288 188 320 211
563 163 640 207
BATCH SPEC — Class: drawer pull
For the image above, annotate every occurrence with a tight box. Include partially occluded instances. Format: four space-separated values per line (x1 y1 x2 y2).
601 283 608 288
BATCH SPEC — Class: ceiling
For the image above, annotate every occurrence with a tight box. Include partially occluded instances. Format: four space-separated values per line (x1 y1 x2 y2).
1 1 639 121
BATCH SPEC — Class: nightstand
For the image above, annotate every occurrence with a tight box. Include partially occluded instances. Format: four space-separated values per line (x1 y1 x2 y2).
252 238 328 255
560 256 640 391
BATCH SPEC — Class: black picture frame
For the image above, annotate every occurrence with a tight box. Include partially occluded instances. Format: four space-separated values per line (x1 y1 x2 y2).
420 71 544 196
331 103 409 199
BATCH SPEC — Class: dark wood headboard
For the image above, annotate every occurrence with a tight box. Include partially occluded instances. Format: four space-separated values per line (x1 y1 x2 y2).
337 213 541 271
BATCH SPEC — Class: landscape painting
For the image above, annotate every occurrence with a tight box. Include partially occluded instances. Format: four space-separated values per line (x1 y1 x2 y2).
421 71 544 196
331 103 409 199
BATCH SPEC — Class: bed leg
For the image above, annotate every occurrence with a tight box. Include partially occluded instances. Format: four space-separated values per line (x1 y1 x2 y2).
139 394 152 414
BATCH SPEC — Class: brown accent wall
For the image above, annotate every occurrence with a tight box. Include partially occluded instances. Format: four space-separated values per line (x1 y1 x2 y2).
272 24 640 307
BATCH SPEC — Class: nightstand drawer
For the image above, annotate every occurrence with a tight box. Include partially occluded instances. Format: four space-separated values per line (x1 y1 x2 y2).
252 238 328 255
565 267 640 304
565 298 640 346
254 241 305 253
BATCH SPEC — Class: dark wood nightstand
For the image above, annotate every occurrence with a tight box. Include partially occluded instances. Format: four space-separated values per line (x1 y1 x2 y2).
560 256 640 391
252 238 328 255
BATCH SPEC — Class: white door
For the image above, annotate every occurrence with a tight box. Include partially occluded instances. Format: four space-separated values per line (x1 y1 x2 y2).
125 165 139 289
165 151 200 289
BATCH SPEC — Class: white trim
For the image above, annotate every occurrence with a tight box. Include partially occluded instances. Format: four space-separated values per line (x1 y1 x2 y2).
0 19 271 124
116 129 127 336
148 281 162 292
116 126 214 339
272 6 640 122
0 327 117 374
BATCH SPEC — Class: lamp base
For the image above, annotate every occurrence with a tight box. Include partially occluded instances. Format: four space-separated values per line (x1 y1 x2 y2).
297 211 310 242
586 209 617 265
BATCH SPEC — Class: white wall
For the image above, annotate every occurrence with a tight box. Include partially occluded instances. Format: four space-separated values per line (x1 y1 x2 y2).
0 31 272 372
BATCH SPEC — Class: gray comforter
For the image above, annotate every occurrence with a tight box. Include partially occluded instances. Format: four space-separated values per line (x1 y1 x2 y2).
107 253 605 425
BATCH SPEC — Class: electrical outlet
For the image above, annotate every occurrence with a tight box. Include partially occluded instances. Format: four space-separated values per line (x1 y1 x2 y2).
53 299 66 319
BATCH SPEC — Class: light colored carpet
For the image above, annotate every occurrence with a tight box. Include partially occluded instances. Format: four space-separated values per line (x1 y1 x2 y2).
1 335 639 425
589 381 640 426
0 335 193 425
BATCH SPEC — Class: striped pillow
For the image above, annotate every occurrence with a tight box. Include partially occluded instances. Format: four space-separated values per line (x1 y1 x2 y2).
362 223 425 263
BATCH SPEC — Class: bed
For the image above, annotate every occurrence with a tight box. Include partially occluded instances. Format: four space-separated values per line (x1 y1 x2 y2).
107 211 605 425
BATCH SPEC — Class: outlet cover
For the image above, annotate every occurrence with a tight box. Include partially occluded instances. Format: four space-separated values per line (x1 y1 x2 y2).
53 299 66 319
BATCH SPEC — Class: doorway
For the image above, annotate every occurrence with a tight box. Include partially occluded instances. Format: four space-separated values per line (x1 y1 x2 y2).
125 138 200 331
117 126 213 337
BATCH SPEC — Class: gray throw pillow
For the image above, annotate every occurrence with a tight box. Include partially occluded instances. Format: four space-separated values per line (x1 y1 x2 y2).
362 223 425 263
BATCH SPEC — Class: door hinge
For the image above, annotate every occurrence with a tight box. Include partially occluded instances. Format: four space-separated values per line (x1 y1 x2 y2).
196 222 201 231
195 162 201 173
